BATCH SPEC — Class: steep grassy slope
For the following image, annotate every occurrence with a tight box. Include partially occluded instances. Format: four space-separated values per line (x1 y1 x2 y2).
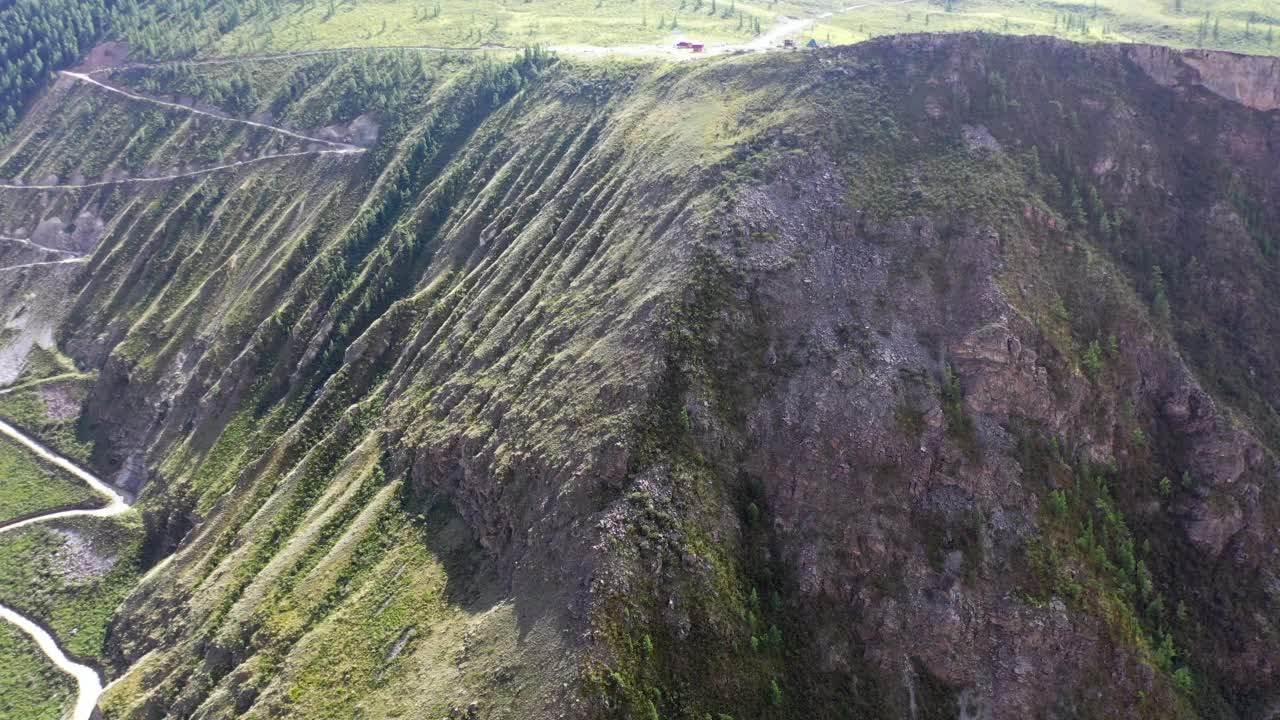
0 35 1277 720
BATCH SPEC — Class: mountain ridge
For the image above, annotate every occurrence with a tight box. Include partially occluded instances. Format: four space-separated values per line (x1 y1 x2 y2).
0 32 1276 720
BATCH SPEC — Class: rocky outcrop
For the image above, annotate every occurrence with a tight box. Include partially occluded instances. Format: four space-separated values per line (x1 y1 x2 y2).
949 323 1054 421
1129 44 1280 111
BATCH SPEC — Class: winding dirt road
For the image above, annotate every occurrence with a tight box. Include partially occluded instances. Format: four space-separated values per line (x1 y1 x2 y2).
0 237 83 257
0 71 365 192
0 418 130 720
63 71 361 152
0 70 340 717
0 258 88 272
2 0 918 192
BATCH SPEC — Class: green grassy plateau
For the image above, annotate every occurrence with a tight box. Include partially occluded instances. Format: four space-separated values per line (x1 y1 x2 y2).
122 0 1279 58
811 0 1279 55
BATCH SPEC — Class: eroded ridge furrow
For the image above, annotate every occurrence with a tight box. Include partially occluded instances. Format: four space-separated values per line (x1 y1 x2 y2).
382 119 606 400
0 149 361 190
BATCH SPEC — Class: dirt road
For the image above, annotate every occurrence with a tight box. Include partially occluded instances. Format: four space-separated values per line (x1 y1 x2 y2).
0 418 130 720
0 72 364 191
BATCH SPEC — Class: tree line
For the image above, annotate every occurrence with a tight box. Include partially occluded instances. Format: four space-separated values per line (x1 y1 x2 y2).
0 0 319 141
0 0 114 138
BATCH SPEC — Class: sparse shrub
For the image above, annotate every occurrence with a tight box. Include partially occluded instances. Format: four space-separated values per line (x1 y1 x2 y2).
1065 579 1083 601
941 365 977 457
1071 181 1087 227
1049 489 1069 516
896 405 926 442
1131 427 1147 447
1150 265 1170 320
1158 476 1172 497
1082 339 1103 380
1090 543 1107 567
769 679 783 706
766 624 783 649
1171 667 1194 695
1154 632 1177 670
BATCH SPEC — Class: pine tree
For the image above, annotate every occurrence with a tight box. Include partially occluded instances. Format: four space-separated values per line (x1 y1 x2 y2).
1151 265 1171 320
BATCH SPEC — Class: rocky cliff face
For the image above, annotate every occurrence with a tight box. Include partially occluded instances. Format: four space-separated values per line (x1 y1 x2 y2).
0 35 1276 720
666 36 1280 719
1129 43 1280 111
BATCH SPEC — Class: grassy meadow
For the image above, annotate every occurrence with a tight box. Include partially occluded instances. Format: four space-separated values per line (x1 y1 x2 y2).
0 375 97 468
211 0 794 54
0 623 74 720
0 436 102 526
0 514 145 665
178 0 1280 57
807 0 1280 55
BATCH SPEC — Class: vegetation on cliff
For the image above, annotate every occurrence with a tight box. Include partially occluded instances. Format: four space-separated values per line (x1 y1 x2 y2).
0 10 1278 720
